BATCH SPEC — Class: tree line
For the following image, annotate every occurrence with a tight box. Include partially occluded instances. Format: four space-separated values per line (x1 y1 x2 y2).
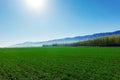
72 35 120 46
43 35 120 47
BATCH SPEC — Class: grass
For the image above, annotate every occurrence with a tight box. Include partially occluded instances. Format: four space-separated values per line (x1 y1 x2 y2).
0 47 119 80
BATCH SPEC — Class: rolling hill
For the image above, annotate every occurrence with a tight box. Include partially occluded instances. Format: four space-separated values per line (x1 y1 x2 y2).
12 30 120 47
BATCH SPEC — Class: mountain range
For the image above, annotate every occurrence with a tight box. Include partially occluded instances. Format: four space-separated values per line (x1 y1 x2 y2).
12 30 120 47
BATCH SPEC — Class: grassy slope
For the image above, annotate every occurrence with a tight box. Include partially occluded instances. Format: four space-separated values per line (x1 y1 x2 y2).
0 47 120 80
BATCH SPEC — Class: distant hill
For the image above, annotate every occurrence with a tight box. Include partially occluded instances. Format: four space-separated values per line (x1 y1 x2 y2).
12 30 120 47
72 35 120 46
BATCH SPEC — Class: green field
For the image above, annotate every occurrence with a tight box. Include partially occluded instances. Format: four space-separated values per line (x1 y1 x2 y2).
0 47 120 80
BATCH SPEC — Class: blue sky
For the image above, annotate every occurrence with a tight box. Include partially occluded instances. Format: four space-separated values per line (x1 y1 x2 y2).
0 0 120 47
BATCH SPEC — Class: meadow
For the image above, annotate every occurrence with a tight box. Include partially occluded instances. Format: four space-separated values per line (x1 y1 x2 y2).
0 47 119 80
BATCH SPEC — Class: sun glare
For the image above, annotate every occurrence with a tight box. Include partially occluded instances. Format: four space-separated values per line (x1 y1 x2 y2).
24 0 47 11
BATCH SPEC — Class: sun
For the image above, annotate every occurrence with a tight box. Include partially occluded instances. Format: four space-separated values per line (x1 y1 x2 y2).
24 0 47 11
